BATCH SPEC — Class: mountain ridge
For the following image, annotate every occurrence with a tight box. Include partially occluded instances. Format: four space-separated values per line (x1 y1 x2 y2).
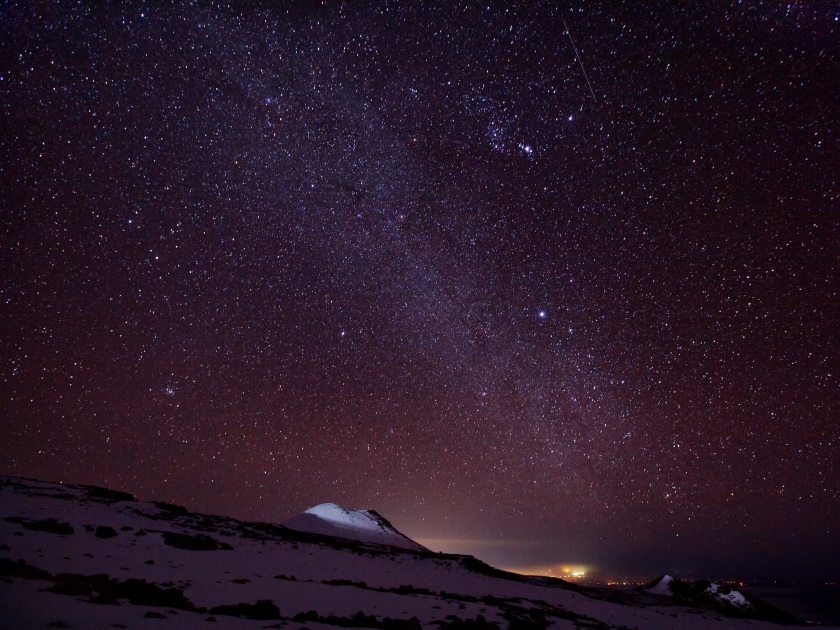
0 475 809 628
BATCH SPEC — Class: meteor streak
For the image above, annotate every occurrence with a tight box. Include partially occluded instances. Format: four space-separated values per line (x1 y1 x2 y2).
564 19 598 104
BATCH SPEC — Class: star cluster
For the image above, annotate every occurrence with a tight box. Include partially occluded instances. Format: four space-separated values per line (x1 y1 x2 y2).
1 2 837 580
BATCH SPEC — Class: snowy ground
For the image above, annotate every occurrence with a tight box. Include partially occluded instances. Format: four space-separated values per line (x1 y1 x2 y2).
0 476 822 629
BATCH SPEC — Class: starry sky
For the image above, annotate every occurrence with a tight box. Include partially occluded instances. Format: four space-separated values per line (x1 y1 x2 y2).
2 1 838 582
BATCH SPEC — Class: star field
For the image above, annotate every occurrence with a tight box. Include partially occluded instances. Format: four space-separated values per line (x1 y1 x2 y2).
1 2 838 580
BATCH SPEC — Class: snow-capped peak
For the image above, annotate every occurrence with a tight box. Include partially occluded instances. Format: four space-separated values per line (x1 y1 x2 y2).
304 503 385 532
283 503 428 552
644 574 675 596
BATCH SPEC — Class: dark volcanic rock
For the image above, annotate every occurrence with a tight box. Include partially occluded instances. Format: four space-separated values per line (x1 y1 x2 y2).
154 502 189 516
293 610 423 629
4 517 74 535
95 525 118 539
440 614 500 629
210 599 281 620
162 531 232 551
85 486 135 503
50 579 95 597
49 573 196 610
0 557 52 580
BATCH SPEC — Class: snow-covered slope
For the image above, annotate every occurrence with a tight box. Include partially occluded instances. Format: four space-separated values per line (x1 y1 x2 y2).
283 503 428 552
0 476 809 629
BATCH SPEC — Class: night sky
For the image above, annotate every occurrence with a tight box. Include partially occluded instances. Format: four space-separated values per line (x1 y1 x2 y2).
2 2 838 582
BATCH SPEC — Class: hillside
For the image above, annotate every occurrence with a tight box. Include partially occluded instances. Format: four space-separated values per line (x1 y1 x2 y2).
0 476 810 628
